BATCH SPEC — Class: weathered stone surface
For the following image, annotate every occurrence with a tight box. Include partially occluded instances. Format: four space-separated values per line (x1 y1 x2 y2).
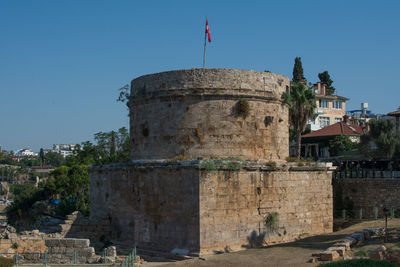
333 241 351 251
327 246 346 256
90 163 333 255
350 233 364 242
129 68 290 162
320 250 340 261
333 178 400 218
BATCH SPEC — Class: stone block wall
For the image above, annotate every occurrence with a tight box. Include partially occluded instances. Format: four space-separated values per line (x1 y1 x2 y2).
199 168 333 253
90 162 333 255
333 178 400 218
90 163 200 253
129 69 290 162
0 234 96 264
45 238 95 264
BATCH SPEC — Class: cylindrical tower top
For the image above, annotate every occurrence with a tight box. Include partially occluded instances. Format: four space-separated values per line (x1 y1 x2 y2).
129 68 290 162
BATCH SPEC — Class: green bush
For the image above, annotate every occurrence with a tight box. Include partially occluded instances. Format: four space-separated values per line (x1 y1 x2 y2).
237 99 250 117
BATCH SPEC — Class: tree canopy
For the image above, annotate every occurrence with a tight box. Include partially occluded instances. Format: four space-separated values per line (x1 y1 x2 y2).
359 119 400 158
282 82 316 158
318 71 335 94
329 135 354 156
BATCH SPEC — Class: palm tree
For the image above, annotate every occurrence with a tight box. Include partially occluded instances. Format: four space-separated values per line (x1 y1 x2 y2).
282 82 316 158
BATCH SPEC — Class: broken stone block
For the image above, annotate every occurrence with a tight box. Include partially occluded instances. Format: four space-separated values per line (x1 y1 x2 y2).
320 250 340 261
369 250 384 260
327 246 346 256
333 241 351 251
107 246 117 257
343 237 357 245
31 229 40 235
7 233 17 239
350 233 364 242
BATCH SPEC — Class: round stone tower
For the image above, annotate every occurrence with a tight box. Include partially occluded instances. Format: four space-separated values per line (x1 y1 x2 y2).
128 68 290 162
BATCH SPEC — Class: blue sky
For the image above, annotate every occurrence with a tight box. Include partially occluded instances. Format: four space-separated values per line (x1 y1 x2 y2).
1 0 399 152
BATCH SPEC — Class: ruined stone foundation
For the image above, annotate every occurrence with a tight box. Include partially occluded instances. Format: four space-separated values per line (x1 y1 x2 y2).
90 162 333 255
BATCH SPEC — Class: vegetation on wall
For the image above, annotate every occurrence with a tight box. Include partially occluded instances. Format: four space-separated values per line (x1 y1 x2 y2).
265 212 279 234
237 99 250 118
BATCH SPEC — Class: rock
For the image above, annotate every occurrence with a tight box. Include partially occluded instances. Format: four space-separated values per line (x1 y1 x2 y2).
327 246 346 256
87 255 101 264
31 229 40 235
350 233 364 242
320 250 340 261
343 237 357 245
171 248 189 256
333 241 351 251
7 233 17 239
377 245 386 251
107 246 117 257
369 250 384 260
308 258 317 263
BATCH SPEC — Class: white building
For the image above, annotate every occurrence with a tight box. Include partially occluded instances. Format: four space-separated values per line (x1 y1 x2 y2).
15 148 37 157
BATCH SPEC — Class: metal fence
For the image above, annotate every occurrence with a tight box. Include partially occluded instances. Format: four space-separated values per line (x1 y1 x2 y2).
334 207 400 219
334 170 400 179
4 246 121 266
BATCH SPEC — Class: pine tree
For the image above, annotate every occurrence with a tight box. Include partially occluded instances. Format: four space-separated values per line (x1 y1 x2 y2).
292 57 305 83
318 71 335 94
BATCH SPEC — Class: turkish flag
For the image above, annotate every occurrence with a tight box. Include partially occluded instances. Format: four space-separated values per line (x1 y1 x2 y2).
205 19 211 42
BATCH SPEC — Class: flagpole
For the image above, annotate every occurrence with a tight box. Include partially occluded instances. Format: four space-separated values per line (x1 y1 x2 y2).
203 22 207 68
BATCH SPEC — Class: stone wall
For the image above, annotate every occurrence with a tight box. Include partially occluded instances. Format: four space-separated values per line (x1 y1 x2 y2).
129 69 290 162
90 162 333 255
0 233 96 264
90 163 200 253
199 168 333 253
333 178 400 218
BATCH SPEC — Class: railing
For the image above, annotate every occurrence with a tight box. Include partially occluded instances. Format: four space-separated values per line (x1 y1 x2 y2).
3 247 115 266
333 170 400 179
334 207 400 220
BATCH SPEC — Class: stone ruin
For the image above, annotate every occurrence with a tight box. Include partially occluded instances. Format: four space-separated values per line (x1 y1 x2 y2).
89 68 334 256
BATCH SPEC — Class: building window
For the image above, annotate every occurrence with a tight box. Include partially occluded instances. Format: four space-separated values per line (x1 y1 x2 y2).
335 117 342 123
319 117 330 128
319 99 329 109
333 100 342 109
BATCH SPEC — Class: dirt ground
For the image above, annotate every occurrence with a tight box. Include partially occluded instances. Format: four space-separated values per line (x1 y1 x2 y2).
145 219 400 267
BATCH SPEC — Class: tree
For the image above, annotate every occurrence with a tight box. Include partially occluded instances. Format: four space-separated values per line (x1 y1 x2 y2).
318 71 335 95
44 152 65 167
282 82 316 158
292 57 306 83
328 135 354 156
39 148 45 165
359 119 400 158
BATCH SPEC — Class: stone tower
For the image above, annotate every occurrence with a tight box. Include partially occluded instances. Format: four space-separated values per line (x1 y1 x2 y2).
90 68 333 256
128 68 290 162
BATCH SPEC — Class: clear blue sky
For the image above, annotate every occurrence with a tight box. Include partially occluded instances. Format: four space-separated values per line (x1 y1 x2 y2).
1 0 399 152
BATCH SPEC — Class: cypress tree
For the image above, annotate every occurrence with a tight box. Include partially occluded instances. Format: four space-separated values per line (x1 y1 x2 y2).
292 57 305 83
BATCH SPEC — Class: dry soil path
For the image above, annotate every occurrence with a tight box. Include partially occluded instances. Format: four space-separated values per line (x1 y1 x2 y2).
146 219 400 267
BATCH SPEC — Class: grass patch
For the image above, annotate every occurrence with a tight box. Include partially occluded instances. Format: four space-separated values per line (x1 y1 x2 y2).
318 259 396 267
0 257 14 267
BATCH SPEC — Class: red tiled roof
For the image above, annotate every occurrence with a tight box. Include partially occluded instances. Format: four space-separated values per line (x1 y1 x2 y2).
387 110 400 117
302 122 364 138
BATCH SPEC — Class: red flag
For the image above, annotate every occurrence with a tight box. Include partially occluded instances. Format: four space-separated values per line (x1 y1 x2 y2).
205 19 211 42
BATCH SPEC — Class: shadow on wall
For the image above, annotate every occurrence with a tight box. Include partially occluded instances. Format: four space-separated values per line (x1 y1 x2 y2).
243 231 267 248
